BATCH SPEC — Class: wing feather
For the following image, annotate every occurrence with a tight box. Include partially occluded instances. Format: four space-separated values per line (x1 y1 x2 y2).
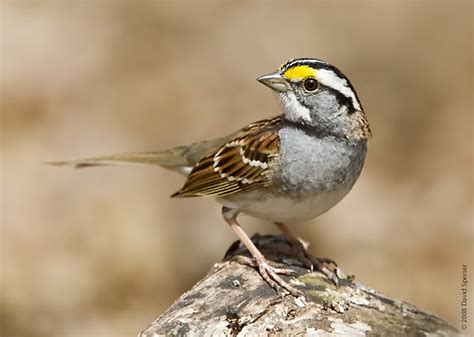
171 115 283 197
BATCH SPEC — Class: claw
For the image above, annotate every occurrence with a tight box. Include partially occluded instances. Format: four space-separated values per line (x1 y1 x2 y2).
313 260 340 285
273 222 344 285
283 244 340 285
233 256 303 297
258 261 303 297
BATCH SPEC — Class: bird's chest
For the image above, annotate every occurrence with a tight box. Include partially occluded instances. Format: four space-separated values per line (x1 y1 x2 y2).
273 128 367 200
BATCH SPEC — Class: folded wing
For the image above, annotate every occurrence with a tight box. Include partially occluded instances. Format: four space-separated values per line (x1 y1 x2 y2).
172 115 283 197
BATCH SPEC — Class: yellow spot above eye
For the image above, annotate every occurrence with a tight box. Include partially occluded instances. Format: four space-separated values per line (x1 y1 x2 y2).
283 65 317 81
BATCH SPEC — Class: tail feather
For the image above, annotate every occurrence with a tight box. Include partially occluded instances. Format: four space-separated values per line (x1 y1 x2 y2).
48 151 183 169
48 135 233 176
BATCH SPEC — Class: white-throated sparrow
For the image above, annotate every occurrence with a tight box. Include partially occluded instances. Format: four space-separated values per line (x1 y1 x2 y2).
52 58 371 297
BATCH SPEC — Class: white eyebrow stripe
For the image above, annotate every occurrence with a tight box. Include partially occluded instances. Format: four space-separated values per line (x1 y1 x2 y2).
317 69 361 111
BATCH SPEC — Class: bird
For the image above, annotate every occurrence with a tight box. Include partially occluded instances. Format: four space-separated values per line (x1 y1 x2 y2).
51 57 372 297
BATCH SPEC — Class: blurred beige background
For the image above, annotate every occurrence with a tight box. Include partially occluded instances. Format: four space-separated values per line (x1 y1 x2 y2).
1 1 473 336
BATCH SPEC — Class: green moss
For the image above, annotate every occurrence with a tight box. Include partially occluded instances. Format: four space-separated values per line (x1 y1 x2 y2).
306 289 343 306
298 273 329 289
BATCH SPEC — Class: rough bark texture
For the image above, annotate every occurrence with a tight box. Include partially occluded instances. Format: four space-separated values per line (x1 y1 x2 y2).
139 234 460 336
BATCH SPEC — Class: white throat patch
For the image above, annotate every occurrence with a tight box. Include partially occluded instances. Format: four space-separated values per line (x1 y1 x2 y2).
280 92 312 123
317 69 361 111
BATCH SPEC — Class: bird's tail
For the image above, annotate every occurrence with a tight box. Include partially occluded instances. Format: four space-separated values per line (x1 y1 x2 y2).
48 135 232 176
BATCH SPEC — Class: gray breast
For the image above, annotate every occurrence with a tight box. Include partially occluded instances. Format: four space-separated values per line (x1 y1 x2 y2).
274 126 367 199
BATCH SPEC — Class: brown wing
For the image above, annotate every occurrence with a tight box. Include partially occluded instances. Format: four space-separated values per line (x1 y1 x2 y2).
171 115 283 198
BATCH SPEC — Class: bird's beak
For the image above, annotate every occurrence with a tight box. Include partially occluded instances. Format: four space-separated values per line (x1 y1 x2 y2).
257 72 290 93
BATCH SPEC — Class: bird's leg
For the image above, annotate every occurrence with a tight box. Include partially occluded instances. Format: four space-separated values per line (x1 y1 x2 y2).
274 222 340 285
222 207 303 297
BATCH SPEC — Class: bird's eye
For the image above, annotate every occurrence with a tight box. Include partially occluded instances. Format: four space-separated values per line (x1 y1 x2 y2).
303 78 318 92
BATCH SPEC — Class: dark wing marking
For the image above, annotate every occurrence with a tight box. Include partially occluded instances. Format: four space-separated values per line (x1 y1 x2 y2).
171 115 283 197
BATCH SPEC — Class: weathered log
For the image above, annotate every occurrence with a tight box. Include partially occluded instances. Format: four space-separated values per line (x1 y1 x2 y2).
139 234 460 336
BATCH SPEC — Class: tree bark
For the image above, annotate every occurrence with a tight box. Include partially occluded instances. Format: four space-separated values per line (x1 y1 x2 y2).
139 234 460 336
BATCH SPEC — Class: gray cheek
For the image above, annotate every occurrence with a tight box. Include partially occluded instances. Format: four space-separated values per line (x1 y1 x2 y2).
309 92 341 115
296 90 340 121
302 91 354 136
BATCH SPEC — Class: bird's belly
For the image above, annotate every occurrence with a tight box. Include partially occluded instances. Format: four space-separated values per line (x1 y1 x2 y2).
217 185 351 224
